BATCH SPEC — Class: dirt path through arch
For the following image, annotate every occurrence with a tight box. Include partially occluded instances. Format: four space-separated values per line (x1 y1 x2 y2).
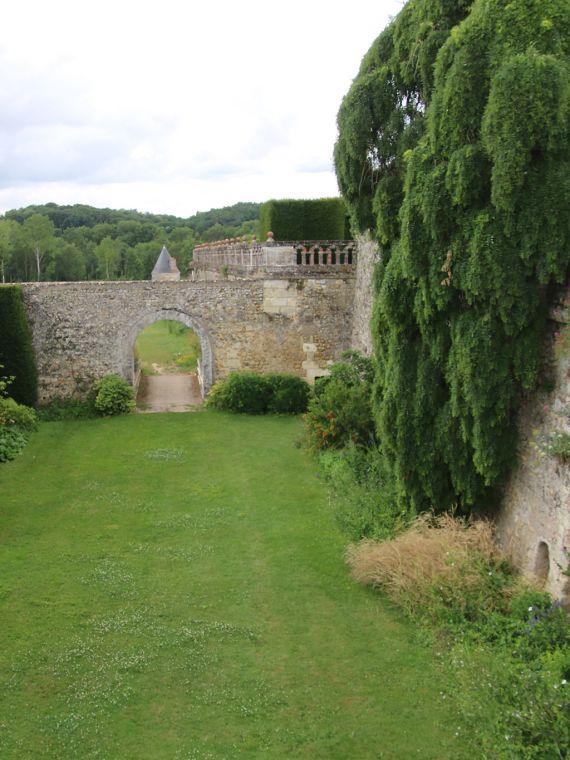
136 372 202 413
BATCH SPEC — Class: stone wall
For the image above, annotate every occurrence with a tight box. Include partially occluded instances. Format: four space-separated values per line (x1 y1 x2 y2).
496 287 570 604
350 238 378 355
21 277 355 403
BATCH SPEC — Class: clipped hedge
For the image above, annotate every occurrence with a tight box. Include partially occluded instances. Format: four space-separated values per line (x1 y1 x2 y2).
206 371 310 415
0 286 38 406
259 198 351 241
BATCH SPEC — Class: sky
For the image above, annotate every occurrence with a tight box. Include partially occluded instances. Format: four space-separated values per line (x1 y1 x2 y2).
0 0 404 218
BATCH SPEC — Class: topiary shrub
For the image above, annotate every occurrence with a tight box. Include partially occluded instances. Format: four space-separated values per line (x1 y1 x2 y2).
93 374 135 416
266 374 311 414
259 198 350 241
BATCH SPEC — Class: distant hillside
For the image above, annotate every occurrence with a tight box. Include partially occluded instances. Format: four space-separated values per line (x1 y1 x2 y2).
4 201 261 236
0 202 262 283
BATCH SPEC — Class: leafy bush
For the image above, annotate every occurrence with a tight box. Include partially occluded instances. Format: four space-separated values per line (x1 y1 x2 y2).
266 374 311 414
453 646 570 759
304 351 375 449
0 426 29 462
206 372 271 414
93 374 135 416
206 372 310 415
0 396 38 431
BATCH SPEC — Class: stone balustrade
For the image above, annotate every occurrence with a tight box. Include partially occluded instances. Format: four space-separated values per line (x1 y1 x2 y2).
192 234 357 275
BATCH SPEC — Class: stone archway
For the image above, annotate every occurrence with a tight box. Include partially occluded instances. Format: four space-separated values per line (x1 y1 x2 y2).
121 308 214 397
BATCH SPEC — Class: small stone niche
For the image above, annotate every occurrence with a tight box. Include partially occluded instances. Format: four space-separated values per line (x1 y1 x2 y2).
534 541 551 585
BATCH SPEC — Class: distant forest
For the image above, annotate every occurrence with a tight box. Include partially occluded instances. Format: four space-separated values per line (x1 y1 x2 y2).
0 202 261 282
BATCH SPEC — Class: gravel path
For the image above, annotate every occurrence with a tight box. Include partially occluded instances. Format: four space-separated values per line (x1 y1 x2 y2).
136 373 203 413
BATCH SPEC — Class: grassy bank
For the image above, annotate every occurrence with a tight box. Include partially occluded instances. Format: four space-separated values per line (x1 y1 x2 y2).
0 412 468 759
135 320 201 373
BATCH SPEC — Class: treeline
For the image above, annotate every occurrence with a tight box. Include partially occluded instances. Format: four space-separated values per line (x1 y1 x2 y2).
0 202 261 282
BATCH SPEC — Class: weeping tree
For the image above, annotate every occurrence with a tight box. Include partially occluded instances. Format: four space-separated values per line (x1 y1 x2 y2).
335 0 570 515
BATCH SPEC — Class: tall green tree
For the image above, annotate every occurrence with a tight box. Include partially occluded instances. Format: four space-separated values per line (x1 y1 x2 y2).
335 0 570 515
94 237 121 280
48 240 86 281
0 219 19 283
22 214 55 282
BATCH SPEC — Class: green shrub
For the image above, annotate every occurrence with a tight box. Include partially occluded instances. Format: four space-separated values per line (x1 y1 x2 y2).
0 286 38 406
454 646 570 759
93 374 135 416
206 372 310 415
304 351 375 450
206 372 272 414
266 374 311 414
0 396 38 431
0 426 29 462
319 444 407 540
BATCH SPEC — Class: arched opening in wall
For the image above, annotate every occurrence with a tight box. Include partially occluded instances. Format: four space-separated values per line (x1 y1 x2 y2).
534 541 550 586
134 320 203 412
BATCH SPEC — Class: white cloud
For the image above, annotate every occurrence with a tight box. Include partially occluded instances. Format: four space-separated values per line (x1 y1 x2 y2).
0 0 404 216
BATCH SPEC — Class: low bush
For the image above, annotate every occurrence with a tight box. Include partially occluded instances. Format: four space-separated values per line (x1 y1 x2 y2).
0 370 38 463
0 396 38 431
207 372 310 415
207 372 271 414
266 374 311 414
93 374 135 416
0 426 29 462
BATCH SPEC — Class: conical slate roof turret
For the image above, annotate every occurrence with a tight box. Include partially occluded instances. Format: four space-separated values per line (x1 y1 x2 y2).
152 245 180 281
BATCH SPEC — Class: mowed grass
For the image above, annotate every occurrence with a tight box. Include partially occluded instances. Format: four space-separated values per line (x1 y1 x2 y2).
135 320 201 373
0 412 468 759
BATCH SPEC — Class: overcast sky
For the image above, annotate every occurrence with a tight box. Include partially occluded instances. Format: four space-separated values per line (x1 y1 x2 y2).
0 0 404 218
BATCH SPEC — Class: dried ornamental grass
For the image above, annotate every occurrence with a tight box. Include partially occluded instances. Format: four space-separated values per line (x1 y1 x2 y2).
346 514 506 614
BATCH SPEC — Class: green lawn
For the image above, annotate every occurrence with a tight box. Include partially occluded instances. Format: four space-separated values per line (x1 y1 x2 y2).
0 412 468 759
135 320 201 373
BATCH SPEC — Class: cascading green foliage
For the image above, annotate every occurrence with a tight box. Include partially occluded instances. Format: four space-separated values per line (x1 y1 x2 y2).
335 0 570 515
259 198 350 241
0 286 38 406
